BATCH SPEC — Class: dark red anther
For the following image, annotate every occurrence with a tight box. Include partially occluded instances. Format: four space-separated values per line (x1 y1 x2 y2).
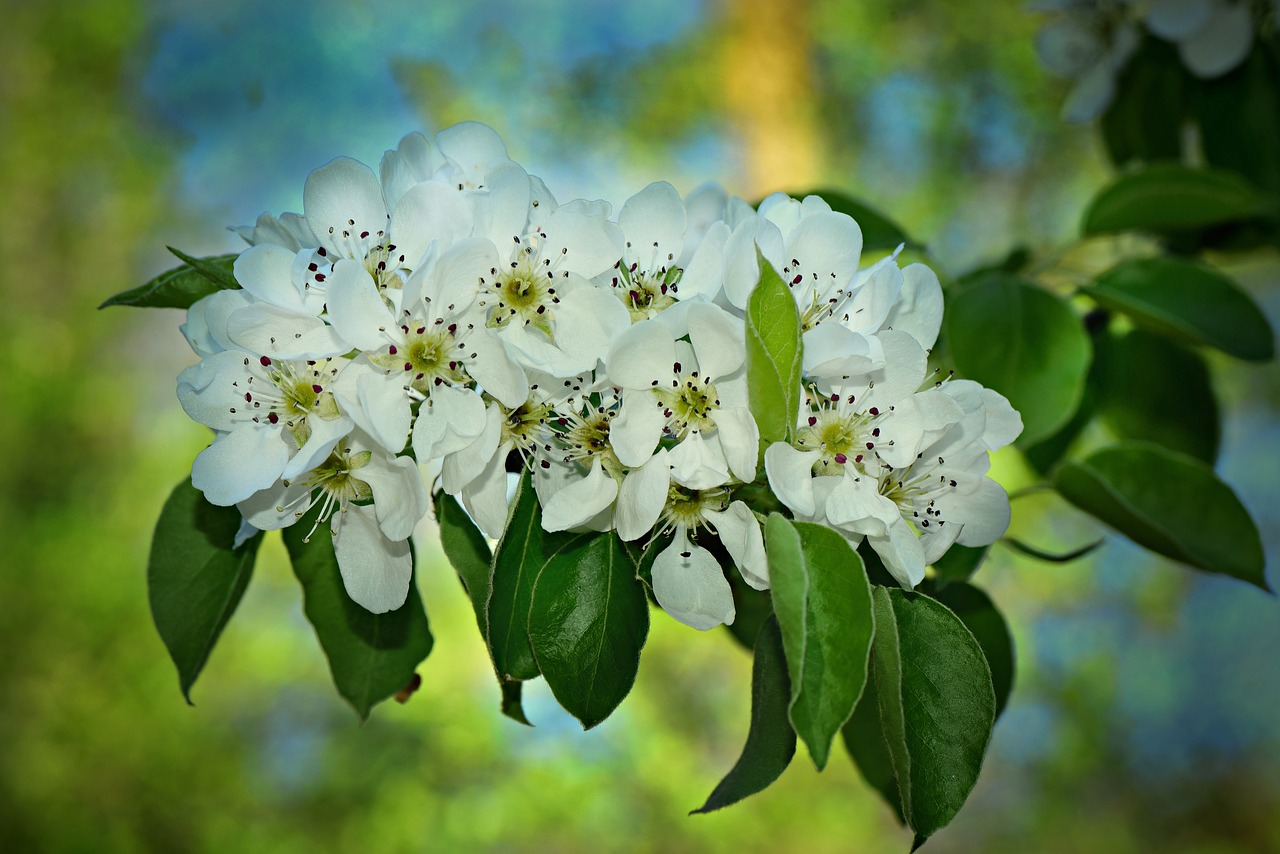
268 413 279 424
869 407 879 416
866 442 874 449
312 384 323 393
448 361 457 370
416 326 426 334
808 416 817 426
834 453 848 464
388 345 398 355
260 356 271 366
404 362 413 372
308 262 318 272
314 273 326 282
830 393 839 402
855 454 863 463
792 275 802 285
360 231 369 239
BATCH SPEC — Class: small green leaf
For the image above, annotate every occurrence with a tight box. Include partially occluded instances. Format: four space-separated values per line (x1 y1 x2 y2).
100 250 240 309
1094 329 1220 462
434 491 493 632
487 472 549 682
870 587 996 843
282 512 434 721
1055 442 1268 590
1084 258 1274 361
1198 44 1280 193
765 514 874 770
528 532 649 729
148 479 262 703
929 544 989 587
692 615 796 814
1082 164 1272 236
789 189 918 251
746 253 803 448
945 275 1092 444
924 583 1015 719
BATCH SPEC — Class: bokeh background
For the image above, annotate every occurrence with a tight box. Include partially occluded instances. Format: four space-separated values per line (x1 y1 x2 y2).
2 0 1279 851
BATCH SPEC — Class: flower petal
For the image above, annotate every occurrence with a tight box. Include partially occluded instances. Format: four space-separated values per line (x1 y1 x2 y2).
333 503 412 614
764 443 820 518
651 535 736 630
706 501 768 590
191 425 292 506
541 457 619 532
304 157 389 259
615 449 670 541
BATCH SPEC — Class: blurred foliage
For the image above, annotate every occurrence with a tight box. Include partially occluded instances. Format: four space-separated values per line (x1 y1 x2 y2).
2 0 1279 852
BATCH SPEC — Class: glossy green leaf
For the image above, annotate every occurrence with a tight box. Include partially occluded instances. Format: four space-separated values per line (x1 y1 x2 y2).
929 544 989 587
282 510 434 721
870 587 996 843
1084 258 1274 361
765 514 874 770
100 249 239 309
692 615 796 814
945 275 1091 444
1094 329 1219 462
1082 164 1272 236
1198 44 1280 193
925 583 1015 718
434 491 493 631
791 189 918 251
1055 441 1268 589
528 532 649 729
841 667 904 825
148 479 262 703
487 472 552 682
746 253 803 447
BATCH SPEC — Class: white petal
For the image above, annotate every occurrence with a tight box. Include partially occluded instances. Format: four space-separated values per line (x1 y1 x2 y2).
543 206 623 280
234 243 307 312
620 181 686 274
282 414 353 480
360 453 429 541
868 520 926 589
437 121 509 186
686 302 746 381
181 294 223 358
606 318 676 390
785 211 863 291
541 457 619 532
460 330 527 408
668 430 731 489
324 259 395 352
412 385 487 462
391 180 474 269
191 425 292 506
177 349 251 432
356 371 412 454
706 501 768 590
709 407 760 483
611 389 665 467
333 503 412 614
615 449 670 541
477 160 531 248
304 157 389 259
679 220 730 302
238 479 312 531
461 443 514 539
802 323 882 379
442 402 503 493
764 442 820 518
825 471 899 536
651 536 735 630
226 303 351 360
883 263 943 351
1179 2 1253 78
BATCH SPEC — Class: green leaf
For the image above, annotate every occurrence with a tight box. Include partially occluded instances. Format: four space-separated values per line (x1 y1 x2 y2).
870 587 996 843
433 491 492 631
1198 44 1280 193
1094 329 1220 462
148 479 262 703
924 583 1015 719
692 615 796 814
765 514 874 770
528 532 649 729
1082 164 1272 236
789 189 918 251
1084 258 1274 361
1055 442 1268 590
929 544 989 587
1100 34 1187 167
841 667 904 825
725 571 775 653
501 680 531 726
945 275 1092 444
282 512 434 721
746 253 803 448
487 472 549 682
100 250 240 309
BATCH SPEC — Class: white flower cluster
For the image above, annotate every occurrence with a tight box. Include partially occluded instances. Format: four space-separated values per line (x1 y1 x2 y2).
176 122 1021 629
1035 0 1259 122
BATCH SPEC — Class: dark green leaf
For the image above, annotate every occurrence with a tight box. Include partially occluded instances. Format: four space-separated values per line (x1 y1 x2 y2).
100 251 240 309
1100 35 1187 166
434 491 492 631
725 571 775 652
148 479 262 703
692 615 796 814
1055 441 1268 589
765 514 874 770
1199 44 1280 193
746 253 803 448
929 544 989 587
528 532 649 729
870 587 996 843
790 189 918 251
501 680 531 726
1094 329 1220 462
282 511 434 721
924 583 1015 719
1084 258 1274 361
945 275 1092 444
841 667 904 825
487 472 549 682
1082 164 1272 236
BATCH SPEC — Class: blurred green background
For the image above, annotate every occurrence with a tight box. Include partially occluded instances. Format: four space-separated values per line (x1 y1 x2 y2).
2 0 1278 851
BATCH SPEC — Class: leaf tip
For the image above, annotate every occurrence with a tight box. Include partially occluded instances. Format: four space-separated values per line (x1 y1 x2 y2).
910 832 930 852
